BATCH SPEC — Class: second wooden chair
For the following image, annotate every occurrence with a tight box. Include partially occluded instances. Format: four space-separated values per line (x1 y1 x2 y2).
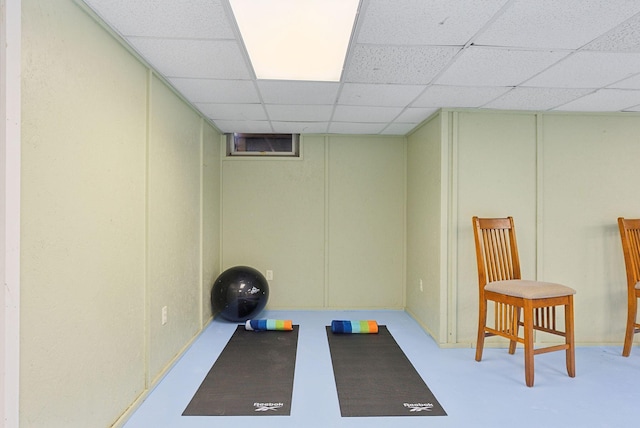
617 217 640 357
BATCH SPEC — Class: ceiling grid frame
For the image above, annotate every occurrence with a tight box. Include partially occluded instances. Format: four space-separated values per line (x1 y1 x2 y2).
80 0 640 135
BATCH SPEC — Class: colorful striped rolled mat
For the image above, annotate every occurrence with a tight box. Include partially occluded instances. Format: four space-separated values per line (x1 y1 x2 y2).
330 320 379 334
245 319 293 331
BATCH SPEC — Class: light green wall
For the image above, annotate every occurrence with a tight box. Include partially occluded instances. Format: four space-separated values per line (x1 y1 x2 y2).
19 0 640 426
540 114 640 343
221 136 326 308
453 111 538 344
412 109 640 347
202 124 221 321
327 136 405 308
405 114 445 341
21 1 147 426
147 75 204 380
221 135 406 310
20 1 222 426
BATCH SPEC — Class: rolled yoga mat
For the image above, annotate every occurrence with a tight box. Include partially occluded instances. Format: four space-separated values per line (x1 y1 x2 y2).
245 319 293 331
183 325 298 416
326 325 446 417
331 320 378 334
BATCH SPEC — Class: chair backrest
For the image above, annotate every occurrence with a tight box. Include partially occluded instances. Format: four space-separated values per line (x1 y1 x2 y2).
618 217 640 289
472 216 522 291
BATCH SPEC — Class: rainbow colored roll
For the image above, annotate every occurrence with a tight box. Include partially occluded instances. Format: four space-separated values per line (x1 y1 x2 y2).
331 320 379 334
245 319 293 331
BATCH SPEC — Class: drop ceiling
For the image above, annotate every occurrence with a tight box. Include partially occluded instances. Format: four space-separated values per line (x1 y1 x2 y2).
80 0 640 135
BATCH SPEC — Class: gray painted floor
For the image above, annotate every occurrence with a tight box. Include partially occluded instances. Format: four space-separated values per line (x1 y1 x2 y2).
123 310 639 428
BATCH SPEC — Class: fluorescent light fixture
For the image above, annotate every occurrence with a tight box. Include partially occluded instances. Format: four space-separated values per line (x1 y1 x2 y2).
229 0 359 81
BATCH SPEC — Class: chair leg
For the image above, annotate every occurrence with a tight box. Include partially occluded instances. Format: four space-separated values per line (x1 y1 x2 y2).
622 295 638 357
565 297 576 378
509 307 520 355
475 298 488 362
523 300 534 387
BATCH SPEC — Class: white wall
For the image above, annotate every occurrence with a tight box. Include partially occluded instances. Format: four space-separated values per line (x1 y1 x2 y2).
20 1 222 426
1 0 21 425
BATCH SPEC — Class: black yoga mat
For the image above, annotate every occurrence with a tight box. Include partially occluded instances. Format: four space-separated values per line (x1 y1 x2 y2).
326 325 446 417
183 325 298 416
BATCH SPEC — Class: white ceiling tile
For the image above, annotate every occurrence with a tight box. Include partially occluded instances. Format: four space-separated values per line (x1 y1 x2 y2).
585 14 640 52
476 0 640 49
127 38 251 79
609 73 640 89
553 89 640 111
623 104 640 112
344 45 460 84
266 105 333 122
83 0 235 39
338 83 423 106
525 51 640 88
257 81 339 105
484 87 594 110
196 103 266 121
82 0 640 134
213 120 272 134
413 85 509 107
357 0 508 45
328 122 387 134
436 47 568 86
395 108 439 123
333 105 403 122
169 78 260 103
271 122 329 134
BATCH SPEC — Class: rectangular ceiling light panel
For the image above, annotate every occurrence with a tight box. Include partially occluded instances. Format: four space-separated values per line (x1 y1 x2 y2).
230 0 359 81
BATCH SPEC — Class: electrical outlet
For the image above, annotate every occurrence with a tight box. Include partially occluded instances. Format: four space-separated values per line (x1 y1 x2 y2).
266 270 273 280
162 306 168 325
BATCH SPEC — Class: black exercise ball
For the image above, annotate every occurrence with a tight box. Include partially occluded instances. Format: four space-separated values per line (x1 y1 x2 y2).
211 266 269 322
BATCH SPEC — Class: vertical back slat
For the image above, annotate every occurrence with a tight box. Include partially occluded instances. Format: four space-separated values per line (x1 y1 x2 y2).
498 229 511 279
473 216 523 291
630 228 640 281
619 218 640 288
481 226 517 283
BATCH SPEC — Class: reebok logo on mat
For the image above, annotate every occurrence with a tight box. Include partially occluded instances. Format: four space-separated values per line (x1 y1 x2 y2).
254 402 284 412
404 403 434 412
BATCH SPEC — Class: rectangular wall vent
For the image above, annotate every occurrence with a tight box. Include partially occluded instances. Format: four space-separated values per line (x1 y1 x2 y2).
227 133 300 157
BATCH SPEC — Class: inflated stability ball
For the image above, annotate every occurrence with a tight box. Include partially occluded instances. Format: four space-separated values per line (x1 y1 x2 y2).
211 266 269 322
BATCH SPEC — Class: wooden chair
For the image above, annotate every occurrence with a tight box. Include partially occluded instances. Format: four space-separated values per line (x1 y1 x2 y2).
617 217 640 357
472 216 576 387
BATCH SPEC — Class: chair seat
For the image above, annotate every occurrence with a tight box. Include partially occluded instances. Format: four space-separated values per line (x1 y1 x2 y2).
485 280 576 299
